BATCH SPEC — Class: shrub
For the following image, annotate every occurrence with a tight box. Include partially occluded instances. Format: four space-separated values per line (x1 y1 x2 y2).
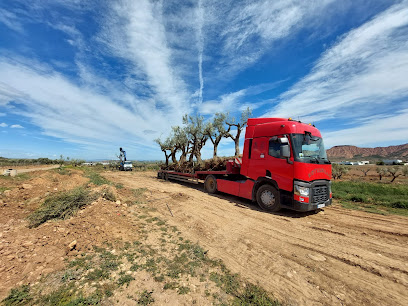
2 285 32 306
234 283 279 306
28 187 96 228
102 188 116 202
138 290 154 305
332 164 349 179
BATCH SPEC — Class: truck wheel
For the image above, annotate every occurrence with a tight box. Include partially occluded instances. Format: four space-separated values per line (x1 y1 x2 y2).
256 184 281 212
204 175 217 194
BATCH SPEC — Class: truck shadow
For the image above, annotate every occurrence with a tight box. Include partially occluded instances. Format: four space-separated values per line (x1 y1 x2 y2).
213 192 320 218
165 179 320 218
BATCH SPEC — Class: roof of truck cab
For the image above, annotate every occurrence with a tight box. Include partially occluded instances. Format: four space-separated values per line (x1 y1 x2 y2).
245 118 322 139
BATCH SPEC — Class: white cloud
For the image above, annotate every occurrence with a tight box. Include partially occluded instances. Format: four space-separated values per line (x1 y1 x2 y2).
0 122 7 127
10 124 23 128
202 0 335 78
264 1 408 144
199 89 246 115
0 8 24 33
199 80 285 115
324 109 408 148
196 0 204 105
269 2 408 119
98 0 190 116
0 58 182 152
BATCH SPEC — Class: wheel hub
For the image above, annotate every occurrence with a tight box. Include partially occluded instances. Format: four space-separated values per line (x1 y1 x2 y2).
261 190 275 206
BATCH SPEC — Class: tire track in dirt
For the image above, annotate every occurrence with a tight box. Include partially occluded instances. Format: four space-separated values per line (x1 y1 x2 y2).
104 171 408 306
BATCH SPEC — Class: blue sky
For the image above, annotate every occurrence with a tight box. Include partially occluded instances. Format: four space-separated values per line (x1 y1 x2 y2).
0 0 407 161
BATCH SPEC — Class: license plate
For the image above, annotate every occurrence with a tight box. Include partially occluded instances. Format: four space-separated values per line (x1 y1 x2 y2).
317 204 325 208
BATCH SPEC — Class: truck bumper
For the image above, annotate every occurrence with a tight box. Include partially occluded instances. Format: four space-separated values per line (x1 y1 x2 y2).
284 198 332 212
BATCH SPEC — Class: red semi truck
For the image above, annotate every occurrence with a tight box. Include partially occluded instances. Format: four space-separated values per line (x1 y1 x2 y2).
157 118 332 212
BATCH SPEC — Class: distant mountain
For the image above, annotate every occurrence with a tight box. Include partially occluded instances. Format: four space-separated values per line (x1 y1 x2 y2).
327 144 408 161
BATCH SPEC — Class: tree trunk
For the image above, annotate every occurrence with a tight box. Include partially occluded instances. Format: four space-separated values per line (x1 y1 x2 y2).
195 151 202 164
213 137 222 158
234 129 242 156
170 149 177 164
234 140 240 156
179 150 187 164
164 154 169 166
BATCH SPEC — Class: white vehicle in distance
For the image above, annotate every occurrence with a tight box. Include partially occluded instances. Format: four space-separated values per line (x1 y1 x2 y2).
123 161 133 171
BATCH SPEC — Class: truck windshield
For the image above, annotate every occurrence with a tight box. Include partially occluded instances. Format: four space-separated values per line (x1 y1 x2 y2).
290 133 330 164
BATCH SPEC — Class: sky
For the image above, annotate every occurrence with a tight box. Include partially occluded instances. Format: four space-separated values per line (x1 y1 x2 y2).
0 0 407 161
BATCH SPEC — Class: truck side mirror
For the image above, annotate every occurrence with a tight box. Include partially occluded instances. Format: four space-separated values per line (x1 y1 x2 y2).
280 145 290 158
279 137 289 144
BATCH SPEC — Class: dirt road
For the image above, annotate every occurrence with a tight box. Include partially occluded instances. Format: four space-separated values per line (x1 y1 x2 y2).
1 165 59 174
104 171 408 306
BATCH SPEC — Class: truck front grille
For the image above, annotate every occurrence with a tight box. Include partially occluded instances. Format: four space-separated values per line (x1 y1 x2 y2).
312 185 329 204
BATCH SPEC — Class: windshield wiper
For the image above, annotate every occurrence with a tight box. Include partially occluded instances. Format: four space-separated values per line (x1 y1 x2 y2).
318 157 331 164
304 156 319 163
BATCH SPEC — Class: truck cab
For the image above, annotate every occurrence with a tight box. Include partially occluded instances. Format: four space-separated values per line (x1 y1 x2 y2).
239 118 332 211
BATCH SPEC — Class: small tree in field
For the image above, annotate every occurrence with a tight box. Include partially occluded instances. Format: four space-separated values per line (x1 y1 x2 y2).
376 167 387 181
332 164 349 180
226 107 252 156
358 168 370 176
387 166 401 183
402 165 408 177
58 155 64 168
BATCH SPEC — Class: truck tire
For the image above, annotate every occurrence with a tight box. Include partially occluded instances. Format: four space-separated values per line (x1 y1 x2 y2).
204 175 217 194
256 184 281 212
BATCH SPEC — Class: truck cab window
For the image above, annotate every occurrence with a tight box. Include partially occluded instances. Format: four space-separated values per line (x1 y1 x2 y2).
268 138 282 158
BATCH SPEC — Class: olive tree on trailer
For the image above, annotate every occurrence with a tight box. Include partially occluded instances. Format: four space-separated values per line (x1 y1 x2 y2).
226 107 252 156
172 125 190 164
183 114 208 163
154 137 174 166
205 112 230 158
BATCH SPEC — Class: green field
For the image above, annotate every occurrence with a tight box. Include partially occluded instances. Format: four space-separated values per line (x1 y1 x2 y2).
332 181 408 216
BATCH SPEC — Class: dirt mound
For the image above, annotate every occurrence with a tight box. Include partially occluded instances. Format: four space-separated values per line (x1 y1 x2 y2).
0 170 139 299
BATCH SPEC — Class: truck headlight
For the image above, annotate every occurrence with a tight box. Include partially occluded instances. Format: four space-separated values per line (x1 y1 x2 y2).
295 185 310 197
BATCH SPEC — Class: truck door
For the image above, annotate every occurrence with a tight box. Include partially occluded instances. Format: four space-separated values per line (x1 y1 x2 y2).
247 135 294 192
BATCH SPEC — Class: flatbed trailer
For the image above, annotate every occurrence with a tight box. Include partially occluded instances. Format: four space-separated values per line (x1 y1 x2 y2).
158 170 228 185
157 118 332 212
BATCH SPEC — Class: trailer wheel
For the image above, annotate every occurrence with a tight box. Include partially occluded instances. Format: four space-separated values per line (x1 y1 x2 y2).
256 184 281 212
204 175 217 194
